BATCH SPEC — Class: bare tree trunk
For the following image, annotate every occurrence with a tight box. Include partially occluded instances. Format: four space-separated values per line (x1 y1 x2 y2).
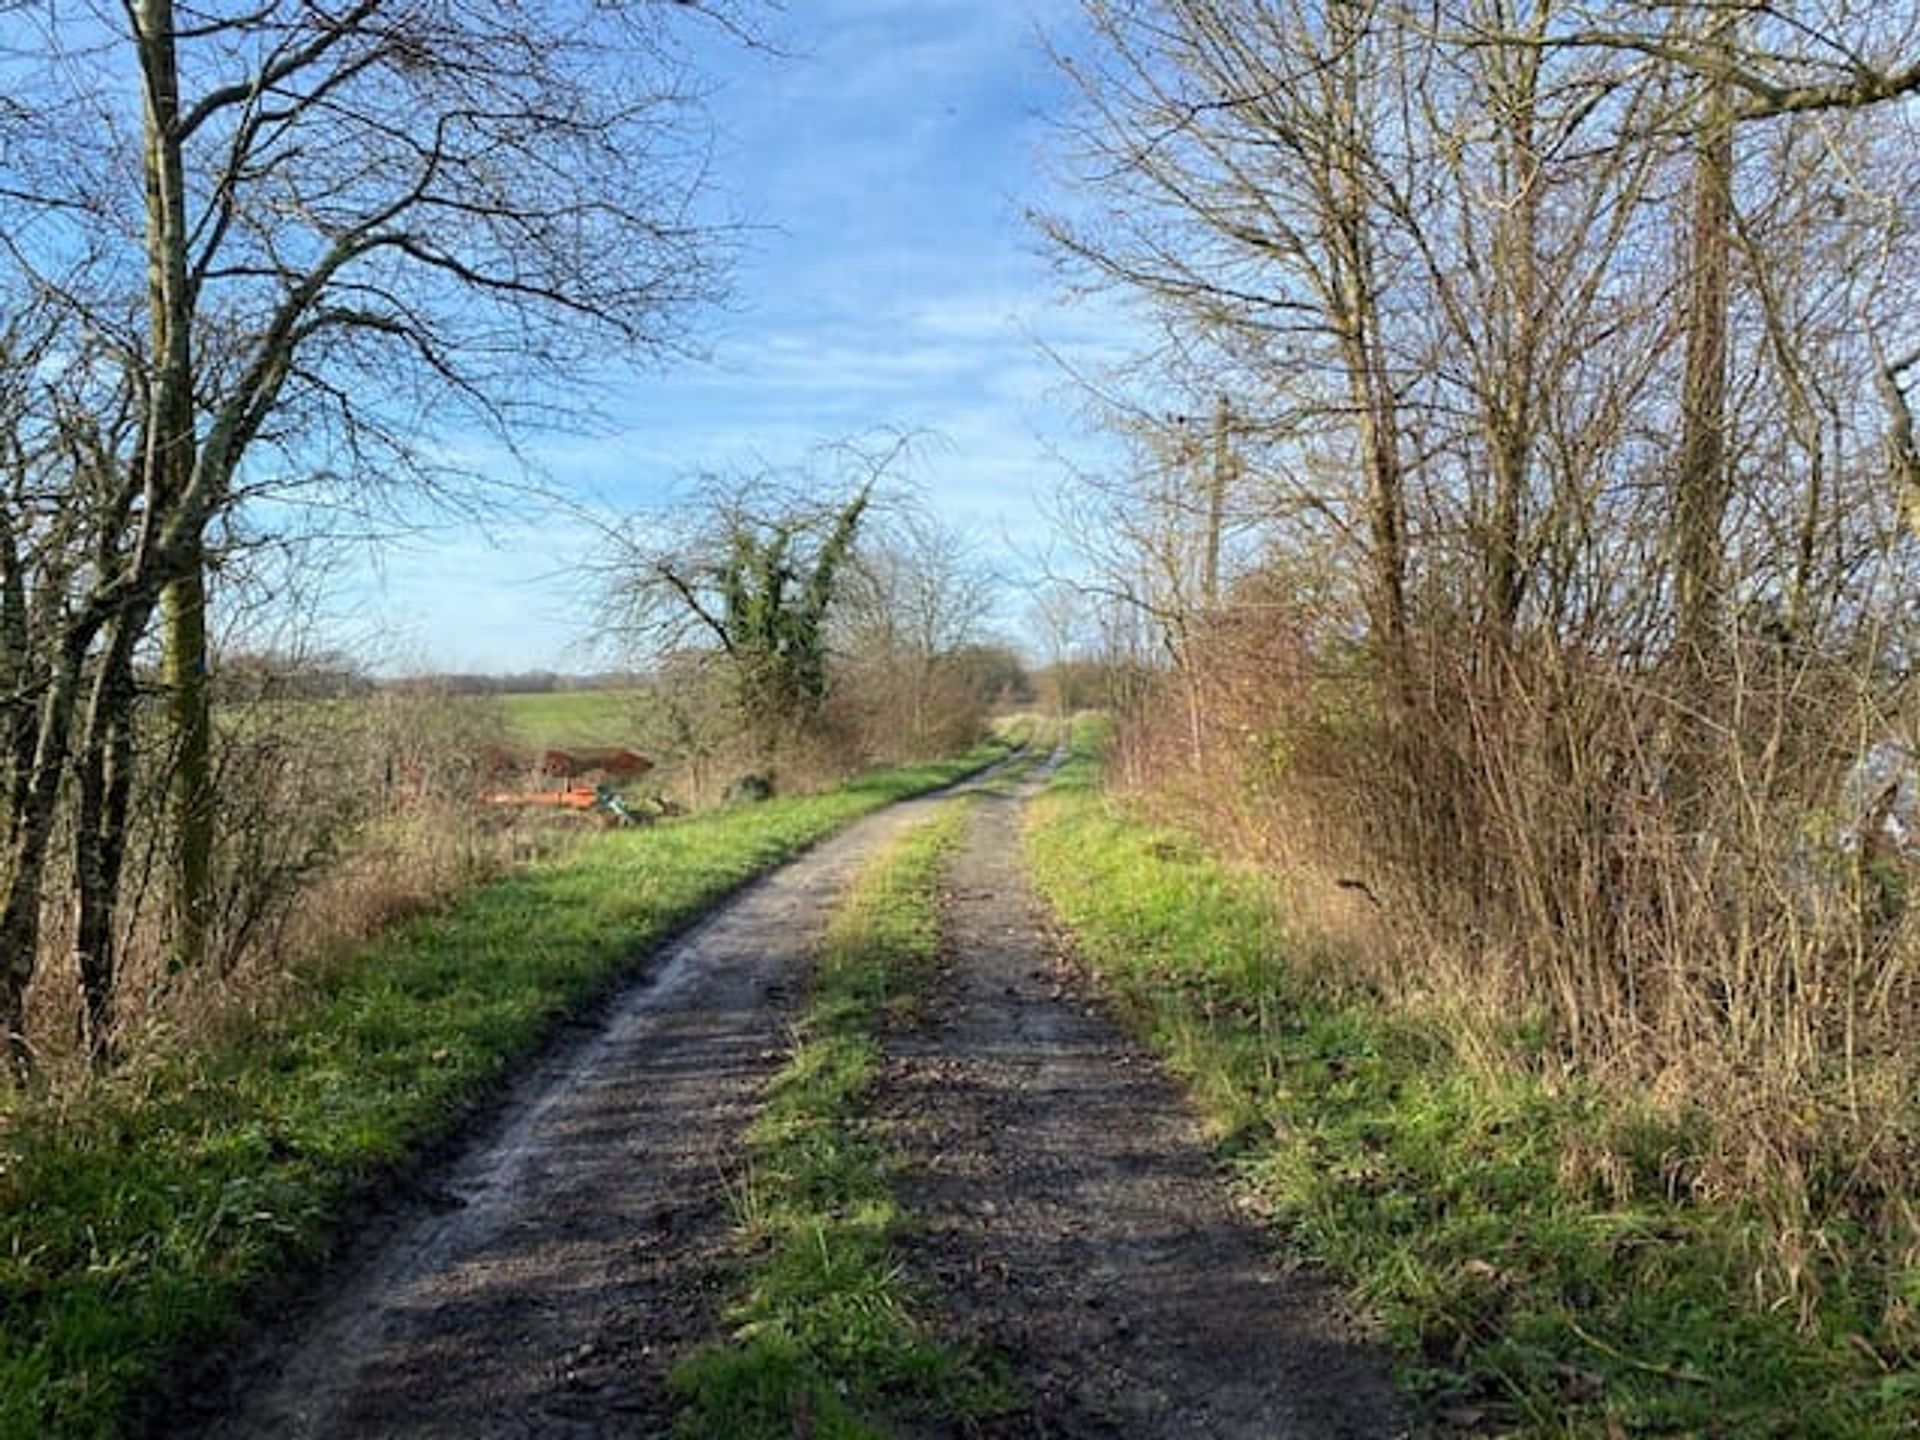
1203 393 1232 612
0 642 87 1082
1484 15 1544 644
163 556 213 969
1330 192 1411 693
73 615 140 1069
1871 340 1920 536
1487 430 1530 639
1733 204 1828 641
1353 334 1411 692
1327 40 1411 693
0 509 33 829
0 901 38 1084
136 0 215 970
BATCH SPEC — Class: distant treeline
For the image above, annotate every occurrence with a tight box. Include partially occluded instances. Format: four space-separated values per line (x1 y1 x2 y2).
380 671 653 698
192 653 654 702
208 649 1049 708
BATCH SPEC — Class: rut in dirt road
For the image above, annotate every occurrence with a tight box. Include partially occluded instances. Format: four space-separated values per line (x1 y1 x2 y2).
172 784 977 1440
881 767 1408 1439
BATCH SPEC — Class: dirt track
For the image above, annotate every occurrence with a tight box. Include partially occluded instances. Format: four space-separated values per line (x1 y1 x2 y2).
172 758 1404 1438
882 763 1406 1439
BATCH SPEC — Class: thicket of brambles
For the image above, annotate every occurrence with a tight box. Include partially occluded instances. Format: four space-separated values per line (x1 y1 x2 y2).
1046 0 1920 1306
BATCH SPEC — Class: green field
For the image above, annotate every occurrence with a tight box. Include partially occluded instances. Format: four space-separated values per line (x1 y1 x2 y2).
494 689 658 751
219 688 658 754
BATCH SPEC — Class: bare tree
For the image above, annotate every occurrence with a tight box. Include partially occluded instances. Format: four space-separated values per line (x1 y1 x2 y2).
0 0 744 1074
836 507 999 758
1044 0 1419 689
0 300 150 1076
1040 405 1249 769
1042 0 1920 1094
1454 2 1920 647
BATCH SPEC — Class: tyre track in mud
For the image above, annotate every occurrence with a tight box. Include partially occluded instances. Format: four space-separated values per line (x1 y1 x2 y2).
878 760 1409 1439
173 776 996 1440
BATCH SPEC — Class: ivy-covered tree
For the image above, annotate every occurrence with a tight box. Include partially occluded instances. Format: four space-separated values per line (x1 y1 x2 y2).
606 436 910 776
713 481 872 740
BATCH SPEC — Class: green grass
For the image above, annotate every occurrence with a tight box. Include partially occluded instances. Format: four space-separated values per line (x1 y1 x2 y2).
1023 721 1919 1438
495 688 656 751
0 737 1013 1440
671 802 1011 1438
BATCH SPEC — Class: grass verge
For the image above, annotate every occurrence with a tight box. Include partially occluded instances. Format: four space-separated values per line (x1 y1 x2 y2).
671 801 1010 1438
0 738 1013 1440
1023 721 1918 1438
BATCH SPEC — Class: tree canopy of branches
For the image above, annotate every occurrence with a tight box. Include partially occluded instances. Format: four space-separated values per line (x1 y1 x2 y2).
835 509 1000 757
1047 0 1920 672
0 1 743 1078
1045 0 1920 1091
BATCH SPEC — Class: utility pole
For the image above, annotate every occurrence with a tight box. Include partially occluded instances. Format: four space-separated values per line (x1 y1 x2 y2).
1204 393 1233 611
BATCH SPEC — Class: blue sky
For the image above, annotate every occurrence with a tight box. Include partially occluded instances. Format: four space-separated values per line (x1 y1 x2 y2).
329 0 1122 674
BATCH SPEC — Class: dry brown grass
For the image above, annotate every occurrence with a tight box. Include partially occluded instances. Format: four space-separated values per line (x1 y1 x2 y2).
1113 606 1920 1316
12 685 589 1097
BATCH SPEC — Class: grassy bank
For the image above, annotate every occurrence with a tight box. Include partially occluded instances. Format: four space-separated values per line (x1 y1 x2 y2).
672 801 1008 1438
0 740 1012 1440
1024 724 1918 1438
